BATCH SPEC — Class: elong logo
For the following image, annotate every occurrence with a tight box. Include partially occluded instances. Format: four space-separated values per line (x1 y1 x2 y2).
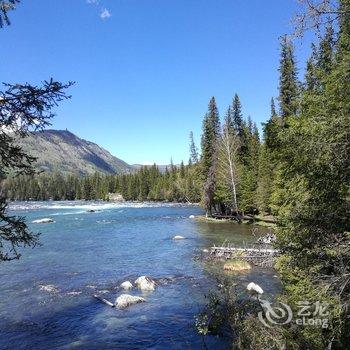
258 299 329 329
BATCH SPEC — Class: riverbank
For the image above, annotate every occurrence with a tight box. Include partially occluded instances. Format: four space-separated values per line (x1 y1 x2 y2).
194 214 277 228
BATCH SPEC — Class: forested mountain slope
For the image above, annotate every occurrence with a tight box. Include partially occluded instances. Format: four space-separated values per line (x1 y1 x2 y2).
17 129 133 175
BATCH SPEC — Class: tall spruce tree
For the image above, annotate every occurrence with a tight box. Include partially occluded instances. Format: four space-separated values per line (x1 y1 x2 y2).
317 25 335 74
278 35 299 120
271 3 350 347
232 94 244 139
189 131 199 164
223 106 234 134
263 97 281 152
200 97 220 178
231 94 248 163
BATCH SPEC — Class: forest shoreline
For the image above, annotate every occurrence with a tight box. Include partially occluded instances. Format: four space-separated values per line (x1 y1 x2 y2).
194 214 277 228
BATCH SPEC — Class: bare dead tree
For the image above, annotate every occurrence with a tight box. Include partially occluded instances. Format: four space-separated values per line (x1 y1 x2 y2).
217 125 240 214
0 0 19 28
293 0 349 36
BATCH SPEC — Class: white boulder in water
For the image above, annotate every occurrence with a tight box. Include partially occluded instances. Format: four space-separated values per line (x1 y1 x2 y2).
134 276 156 291
189 215 195 219
32 218 54 224
115 294 145 309
172 235 185 240
247 282 264 295
120 281 133 290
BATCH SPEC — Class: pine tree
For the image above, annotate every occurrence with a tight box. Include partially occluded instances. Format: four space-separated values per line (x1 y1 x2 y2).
200 97 220 178
278 35 299 121
317 25 334 74
223 106 234 134
0 1 74 261
270 97 277 118
232 93 250 163
264 98 282 153
272 4 350 347
189 131 199 164
256 144 274 213
304 47 318 92
232 94 244 139
180 161 185 178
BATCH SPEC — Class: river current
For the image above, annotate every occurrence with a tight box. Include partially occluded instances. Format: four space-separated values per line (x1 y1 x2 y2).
0 201 279 349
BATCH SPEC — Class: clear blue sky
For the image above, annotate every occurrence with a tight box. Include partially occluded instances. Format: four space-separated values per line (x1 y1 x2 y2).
0 0 312 165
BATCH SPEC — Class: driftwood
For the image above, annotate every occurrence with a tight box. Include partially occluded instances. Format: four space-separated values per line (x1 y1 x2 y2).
93 294 115 307
211 213 276 224
208 243 279 268
211 214 242 221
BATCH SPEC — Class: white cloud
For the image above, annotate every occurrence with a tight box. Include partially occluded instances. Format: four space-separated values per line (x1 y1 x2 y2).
100 8 111 19
87 0 99 4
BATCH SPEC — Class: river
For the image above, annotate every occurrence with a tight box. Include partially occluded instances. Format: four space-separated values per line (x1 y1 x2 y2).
0 201 279 349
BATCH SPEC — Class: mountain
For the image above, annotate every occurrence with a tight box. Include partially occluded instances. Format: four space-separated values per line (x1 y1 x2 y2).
17 129 133 176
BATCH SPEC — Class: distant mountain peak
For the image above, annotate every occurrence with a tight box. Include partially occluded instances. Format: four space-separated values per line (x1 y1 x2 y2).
17 129 133 176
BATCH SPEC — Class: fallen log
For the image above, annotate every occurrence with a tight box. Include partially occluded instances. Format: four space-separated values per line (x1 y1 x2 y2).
210 247 277 254
93 294 115 307
208 245 279 268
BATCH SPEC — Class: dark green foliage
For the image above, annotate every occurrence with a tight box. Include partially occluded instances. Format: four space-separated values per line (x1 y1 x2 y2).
278 35 299 120
0 80 73 261
0 5 73 261
223 106 234 134
201 97 220 178
232 94 249 163
197 3 350 349
271 4 350 348
0 197 40 261
232 94 244 138
189 131 199 165
256 145 274 213
4 164 202 204
203 162 216 216
263 98 282 153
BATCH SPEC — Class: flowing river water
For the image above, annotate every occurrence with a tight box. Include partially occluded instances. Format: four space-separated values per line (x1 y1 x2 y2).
0 202 280 349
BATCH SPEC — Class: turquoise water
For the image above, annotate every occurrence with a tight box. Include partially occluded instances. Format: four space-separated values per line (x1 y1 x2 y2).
0 202 279 349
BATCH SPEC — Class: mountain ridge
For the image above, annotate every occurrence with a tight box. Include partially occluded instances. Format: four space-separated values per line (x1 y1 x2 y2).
17 129 133 176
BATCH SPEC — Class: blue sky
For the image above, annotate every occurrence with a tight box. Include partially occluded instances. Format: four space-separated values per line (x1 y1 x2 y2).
0 0 313 165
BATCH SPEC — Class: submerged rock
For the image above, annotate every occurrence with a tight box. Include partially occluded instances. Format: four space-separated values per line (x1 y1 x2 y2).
115 294 145 309
223 260 251 272
172 235 185 240
120 281 133 290
32 218 54 224
134 276 156 291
